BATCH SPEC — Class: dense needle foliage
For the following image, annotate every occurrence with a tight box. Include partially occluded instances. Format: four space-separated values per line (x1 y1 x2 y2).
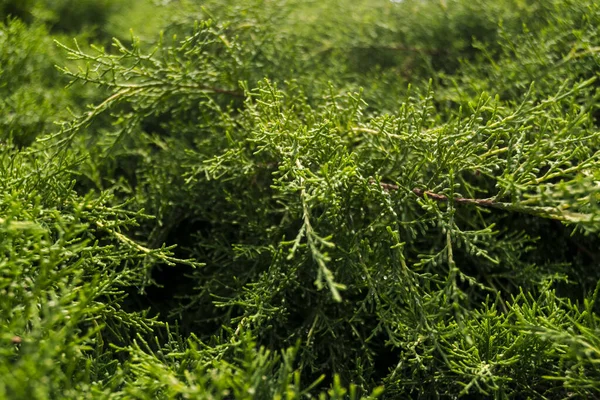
1 0 600 398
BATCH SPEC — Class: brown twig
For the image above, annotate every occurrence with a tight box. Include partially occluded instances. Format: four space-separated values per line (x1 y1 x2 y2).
378 181 400 192
369 178 494 207
370 179 593 224
412 188 495 207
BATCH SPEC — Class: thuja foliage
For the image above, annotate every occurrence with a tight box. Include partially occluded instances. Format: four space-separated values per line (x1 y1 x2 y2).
2 0 600 398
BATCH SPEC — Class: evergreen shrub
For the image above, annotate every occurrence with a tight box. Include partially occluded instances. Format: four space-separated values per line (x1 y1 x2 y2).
1 0 600 398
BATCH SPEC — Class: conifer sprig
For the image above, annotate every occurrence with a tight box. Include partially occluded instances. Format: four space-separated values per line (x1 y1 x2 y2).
3 0 600 398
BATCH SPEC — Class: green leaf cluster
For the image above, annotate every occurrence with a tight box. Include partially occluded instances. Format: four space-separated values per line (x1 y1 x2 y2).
2 0 600 398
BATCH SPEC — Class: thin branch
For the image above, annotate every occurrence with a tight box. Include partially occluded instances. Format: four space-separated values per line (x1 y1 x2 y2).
412 188 495 207
369 179 595 224
95 220 203 267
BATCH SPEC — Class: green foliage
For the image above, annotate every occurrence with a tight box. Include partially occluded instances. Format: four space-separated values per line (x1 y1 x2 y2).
1 0 122 35
0 19 69 147
2 0 600 398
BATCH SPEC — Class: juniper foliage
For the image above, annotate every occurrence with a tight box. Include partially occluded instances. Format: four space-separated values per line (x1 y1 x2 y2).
2 0 600 398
